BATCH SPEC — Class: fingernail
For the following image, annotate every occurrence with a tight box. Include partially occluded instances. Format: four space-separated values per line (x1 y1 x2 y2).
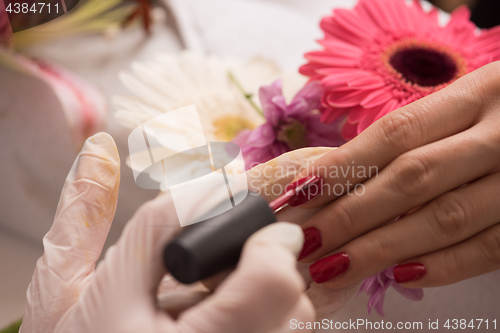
286 175 324 207
393 263 426 283
309 252 350 283
298 227 322 260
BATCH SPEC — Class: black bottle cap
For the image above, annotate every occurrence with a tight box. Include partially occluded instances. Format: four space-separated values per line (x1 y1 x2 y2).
163 193 277 284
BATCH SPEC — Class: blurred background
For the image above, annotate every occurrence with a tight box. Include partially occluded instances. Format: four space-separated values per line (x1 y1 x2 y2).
1 0 499 329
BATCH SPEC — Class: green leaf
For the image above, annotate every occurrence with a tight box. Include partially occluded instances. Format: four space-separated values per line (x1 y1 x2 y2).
0 318 22 333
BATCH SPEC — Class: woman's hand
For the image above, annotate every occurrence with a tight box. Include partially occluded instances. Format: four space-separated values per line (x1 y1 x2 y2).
295 61 500 289
20 133 315 333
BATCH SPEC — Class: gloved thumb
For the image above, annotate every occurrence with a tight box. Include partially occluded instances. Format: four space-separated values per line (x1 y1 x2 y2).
43 132 120 281
21 132 120 333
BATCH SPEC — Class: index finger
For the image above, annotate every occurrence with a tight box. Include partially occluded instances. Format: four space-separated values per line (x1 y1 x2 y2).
296 62 498 208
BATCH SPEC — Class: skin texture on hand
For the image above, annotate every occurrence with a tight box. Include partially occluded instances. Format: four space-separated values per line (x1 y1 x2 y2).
293 61 500 290
20 133 315 333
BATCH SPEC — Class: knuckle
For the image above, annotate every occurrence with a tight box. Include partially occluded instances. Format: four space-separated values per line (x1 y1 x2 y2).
483 61 500 93
430 193 469 240
460 61 500 107
440 247 466 280
480 225 500 268
379 111 422 151
368 234 394 262
391 153 432 198
329 202 357 238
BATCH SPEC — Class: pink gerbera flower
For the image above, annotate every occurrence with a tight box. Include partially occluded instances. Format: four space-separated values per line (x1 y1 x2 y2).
300 0 500 140
234 79 344 169
0 1 12 47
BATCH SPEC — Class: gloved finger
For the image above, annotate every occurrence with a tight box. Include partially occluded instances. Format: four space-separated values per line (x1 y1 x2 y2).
21 133 120 333
201 269 232 291
272 294 315 333
177 222 306 333
42 132 120 281
158 275 211 318
90 191 188 300
53 193 183 331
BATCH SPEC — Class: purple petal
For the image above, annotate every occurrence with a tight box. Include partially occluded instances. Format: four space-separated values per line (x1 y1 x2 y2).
246 123 276 148
231 129 251 147
259 79 283 108
373 293 386 317
292 80 323 107
285 97 309 117
392 284 424 301
384 267 395 279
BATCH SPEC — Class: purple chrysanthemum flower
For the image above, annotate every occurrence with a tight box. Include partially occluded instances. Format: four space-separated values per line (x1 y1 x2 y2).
358 266 424 317
233 79 344 169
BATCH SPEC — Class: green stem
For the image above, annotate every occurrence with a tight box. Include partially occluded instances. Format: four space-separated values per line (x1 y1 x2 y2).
0 318 22 333
228 71 264 118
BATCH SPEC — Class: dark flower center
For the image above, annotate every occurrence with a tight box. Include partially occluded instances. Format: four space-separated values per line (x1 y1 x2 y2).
277 119 308 150
389 47 458 87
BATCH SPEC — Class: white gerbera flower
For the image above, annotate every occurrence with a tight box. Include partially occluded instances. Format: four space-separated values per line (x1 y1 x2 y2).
113 51 286 143
114 52 308 190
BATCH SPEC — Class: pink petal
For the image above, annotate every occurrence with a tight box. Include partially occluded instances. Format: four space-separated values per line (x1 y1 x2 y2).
358 0 398 32
0 1 12 47
322 71 371 88
444 5 474 42
348 105 368 123
305 51 358 67
360 89 393 108
331 9 375 41
357 104 384 133
348 76 385 90
317 39 363 57
341 121 359 139
320 16 369 47
375 99 400 121
320 104 349 123
299 63 325 80
327 89 372 108
385 0 408 31
317 68 370 76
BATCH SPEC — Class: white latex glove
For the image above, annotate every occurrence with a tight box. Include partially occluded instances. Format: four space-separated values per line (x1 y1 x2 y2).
20 132 314 333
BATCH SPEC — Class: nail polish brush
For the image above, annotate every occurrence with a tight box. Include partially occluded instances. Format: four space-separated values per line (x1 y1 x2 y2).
163 175 322 284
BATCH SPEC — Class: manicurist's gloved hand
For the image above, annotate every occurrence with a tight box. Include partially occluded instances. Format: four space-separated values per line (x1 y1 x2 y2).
20 132 315 333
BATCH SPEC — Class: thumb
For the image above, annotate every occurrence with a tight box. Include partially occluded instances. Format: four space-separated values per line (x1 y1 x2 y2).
177 222 310 333
21 132 120 333
44 132 120 281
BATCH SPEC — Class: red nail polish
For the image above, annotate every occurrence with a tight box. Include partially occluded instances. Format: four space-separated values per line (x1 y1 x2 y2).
393 263 426 283
286 175 324 207
298 227 322 260
309 252 350 283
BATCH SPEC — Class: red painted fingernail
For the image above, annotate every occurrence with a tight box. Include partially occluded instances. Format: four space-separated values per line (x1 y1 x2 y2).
298 227 322 260
309 252 350 283
393 263 426 283
286 175 324 207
